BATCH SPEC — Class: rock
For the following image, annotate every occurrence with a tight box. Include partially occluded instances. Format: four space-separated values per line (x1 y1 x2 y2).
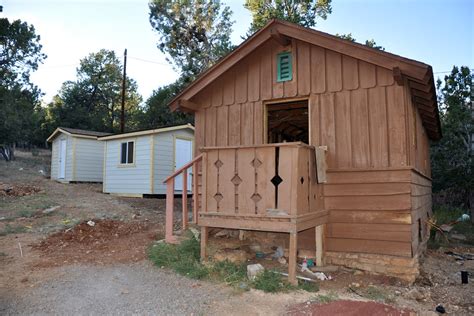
394 290 401 296
247 263 264 281
215 229 239 238
405 288 427 301
439 224 453 232
42 205 60 214
419 311 438 316
213 249 249 263
353 270 364 276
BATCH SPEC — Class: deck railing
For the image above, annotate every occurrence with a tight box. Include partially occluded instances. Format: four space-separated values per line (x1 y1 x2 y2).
163 154 203 243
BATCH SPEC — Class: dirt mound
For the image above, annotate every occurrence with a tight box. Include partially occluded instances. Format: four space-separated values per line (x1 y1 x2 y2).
0 183 41 197
32 219 159 267
287 300 413 316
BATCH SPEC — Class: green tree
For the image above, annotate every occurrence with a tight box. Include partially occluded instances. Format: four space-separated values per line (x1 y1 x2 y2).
149 0 234 81
44 49 142 135
244 0 332 35
0 18 46 160
138 81 193 130
431 66 473 219
335 33 385 50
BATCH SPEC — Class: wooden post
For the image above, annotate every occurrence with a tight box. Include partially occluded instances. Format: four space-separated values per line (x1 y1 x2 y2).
200 226 209 261
288 232 298 286
316 224 325 266
192 163 198 224
182 171 188 230
165 178 175 243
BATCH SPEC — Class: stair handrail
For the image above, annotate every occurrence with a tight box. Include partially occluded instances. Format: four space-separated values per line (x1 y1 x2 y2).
163 153 203 243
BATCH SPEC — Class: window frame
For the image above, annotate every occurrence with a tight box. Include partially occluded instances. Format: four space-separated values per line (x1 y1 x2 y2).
119 139 136 166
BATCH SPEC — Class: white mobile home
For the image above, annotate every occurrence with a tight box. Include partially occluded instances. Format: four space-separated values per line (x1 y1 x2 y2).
100 124 194 197
47 127 111 183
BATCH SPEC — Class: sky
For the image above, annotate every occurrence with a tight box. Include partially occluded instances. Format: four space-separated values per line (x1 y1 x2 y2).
3 0 473 104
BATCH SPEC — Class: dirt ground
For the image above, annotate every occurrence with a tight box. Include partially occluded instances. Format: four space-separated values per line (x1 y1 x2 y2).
1 150 473 315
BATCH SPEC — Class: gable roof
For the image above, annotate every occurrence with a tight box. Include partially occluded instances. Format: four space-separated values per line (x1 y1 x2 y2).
169 19 441 140
98 124 194 141
47 127 112 142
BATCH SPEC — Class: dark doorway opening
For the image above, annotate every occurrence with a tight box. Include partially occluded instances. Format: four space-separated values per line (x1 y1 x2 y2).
267 100 309 144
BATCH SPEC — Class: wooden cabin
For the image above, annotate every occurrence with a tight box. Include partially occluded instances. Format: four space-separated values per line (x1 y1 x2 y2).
100 124 194 197
163 20 441 284
47 127 111 183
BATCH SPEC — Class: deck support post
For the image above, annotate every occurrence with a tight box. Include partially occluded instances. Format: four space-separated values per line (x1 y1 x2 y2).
192 163 198 224
165 178 175 243
316 224 325 266
182 172 188 230
288 232 298 286
200 226 209 261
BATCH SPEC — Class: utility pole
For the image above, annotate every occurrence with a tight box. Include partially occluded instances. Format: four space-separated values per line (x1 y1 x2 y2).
120 48 127 133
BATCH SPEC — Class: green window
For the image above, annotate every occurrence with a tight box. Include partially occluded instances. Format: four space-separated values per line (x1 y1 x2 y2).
277 52 292 82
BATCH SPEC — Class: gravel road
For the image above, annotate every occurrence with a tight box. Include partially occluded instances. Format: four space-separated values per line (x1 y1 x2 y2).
1 262 231 315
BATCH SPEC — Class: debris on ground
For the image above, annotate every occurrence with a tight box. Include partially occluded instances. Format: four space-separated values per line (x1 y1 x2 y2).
42 206 60 214
247 263 265 280
87 220 95 227
287 300 413 315
0 183 41 197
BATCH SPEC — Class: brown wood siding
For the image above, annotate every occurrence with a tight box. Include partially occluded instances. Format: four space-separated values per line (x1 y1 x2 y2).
324 169 413 257
410 170 432 255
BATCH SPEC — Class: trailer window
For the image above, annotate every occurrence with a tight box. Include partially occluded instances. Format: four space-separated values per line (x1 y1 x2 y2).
120 141 134 164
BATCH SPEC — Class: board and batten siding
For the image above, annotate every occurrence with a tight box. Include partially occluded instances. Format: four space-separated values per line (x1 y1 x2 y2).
153 129 194 194
103 136 151 195
74 138 104 182
190 38 432 257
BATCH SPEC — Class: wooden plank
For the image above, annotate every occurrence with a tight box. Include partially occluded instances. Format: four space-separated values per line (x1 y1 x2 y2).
308 148 322 212
315 146 327 183
260 42 273 100
235 60 248 104
237 148 256 214
342 55 359 90
223 69 235 105
359 60 376 88
310 46 326 93
326 50 342 92
325 182 411 196
254 101 264 145
211 80 223 107
194 110 205 155
329 210 412 225
377 66 394 86
350 89 370 168
283 39 298 97
334 91 352 168
278 146 293 213
255 147 276 214
328 223 412 242
216 105 228 146
320 93 336 167
228 104 241 146
165 178 175 243
248 53 260 102
309 94 320 146
326 238 412 257
325 194 411 211
198 215 291 232
206 150 219 212
201 153 208 214
288 232 298 285
296 147 310 214
316 224 324 266
192 163 199 222
387 85 408 167
182 172 188 230
368 87 389 167
326 169 411 184
205 106 217 146
241 102 254 145
218 149 236 213
297 40 311 96
272 42 284 98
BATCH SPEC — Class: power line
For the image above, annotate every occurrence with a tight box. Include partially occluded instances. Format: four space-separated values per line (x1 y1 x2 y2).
434 68 474 74
127 56 169 66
